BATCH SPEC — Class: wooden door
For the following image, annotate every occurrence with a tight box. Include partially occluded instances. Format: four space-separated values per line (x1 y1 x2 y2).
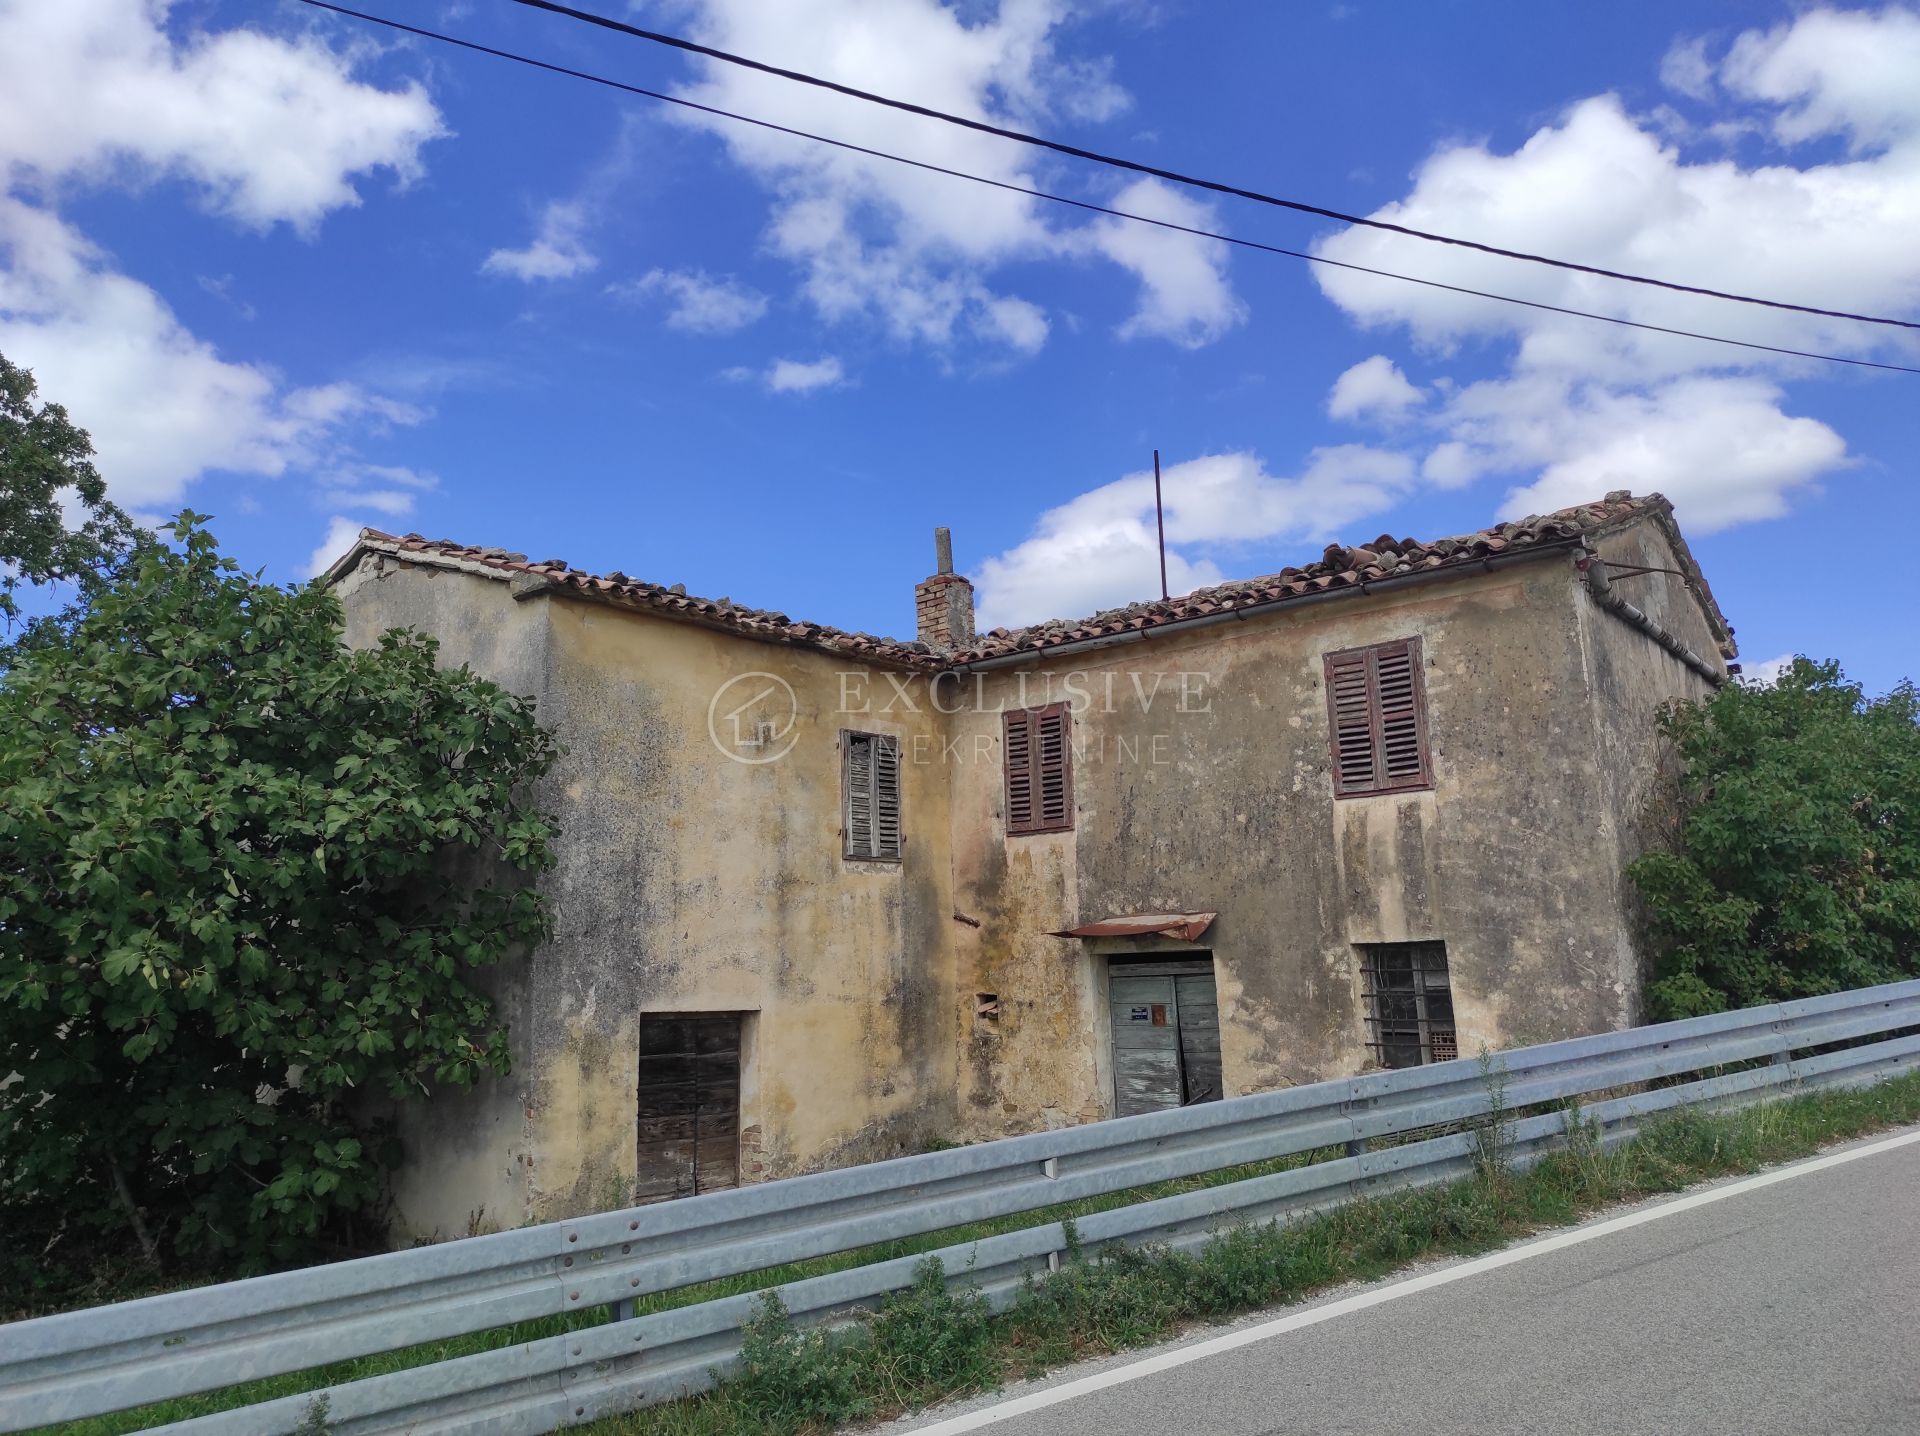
1174 972 1223 1104
1108 957 1222 1118
634 1013 741 1203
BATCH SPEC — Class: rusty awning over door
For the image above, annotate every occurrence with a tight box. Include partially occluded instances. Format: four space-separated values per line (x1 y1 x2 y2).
1048 912 1217 942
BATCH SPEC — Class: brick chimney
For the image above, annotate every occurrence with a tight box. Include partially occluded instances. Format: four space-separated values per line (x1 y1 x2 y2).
915 527 975 650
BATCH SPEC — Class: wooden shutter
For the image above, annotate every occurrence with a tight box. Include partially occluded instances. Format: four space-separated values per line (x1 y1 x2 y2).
843 732 901 860
1323 638 1431 797
1003 710 1033 832
1375 644 1425 787
1326 650 1378 795
872 735 901 859
1005 704 1072 834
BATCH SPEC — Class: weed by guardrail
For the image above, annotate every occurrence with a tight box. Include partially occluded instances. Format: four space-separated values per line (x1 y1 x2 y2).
597 1071 1920 1436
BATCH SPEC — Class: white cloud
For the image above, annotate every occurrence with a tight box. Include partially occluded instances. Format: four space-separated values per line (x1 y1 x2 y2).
766 355 846 393
1491 376 1847 529
0 0 445 231
611 268 769 333
667 0 1237 354
1328 355 1424 422
1740 653 1798 687
1425 372 1848 530
0 200 425 510
1310 7 1920 535
315 476 428 517
0 2 445 515
1659 35 1716 102
720 355 849 394
977 294 1050 352
975 447 1416 629
306 515 365 579
482 199 596 282
1721 8 1920 151
331 489 416 517
1084 179 1246 348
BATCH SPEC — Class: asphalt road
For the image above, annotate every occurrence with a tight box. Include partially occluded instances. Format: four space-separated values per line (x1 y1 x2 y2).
888 1129 1920 1436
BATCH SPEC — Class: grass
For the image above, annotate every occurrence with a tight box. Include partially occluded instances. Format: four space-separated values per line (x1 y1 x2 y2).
29 1071 1920 1435
584 1073 1920 1436
28 1142 1347 1435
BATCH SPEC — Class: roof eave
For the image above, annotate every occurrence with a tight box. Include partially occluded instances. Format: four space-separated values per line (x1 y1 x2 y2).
338 533 938 672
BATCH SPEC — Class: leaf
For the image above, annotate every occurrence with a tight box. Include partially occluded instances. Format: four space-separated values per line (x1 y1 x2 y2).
0 504 556 1267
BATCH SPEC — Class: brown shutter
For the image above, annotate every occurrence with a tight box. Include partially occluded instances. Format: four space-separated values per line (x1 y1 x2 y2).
1036 705 1072 830
844 732 901 861
873 735 902 860
1324 638 1431 797
1326 649 1378 796
1375 641 1427 786
1003 709 1035 833
1006 704 1072 835
844 731 873 857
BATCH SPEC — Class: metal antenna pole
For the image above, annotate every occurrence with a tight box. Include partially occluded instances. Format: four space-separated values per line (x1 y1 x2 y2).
1153 448 1169 601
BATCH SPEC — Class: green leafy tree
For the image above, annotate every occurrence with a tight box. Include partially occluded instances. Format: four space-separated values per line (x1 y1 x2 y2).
0 352 135 633
1631 658 1920 1019
0 515 558 1279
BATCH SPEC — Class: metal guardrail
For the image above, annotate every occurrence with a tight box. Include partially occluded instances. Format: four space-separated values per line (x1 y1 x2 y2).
4 979 1918 1434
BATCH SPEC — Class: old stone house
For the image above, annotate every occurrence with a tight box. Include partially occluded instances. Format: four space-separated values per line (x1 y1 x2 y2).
325 490 1733 1239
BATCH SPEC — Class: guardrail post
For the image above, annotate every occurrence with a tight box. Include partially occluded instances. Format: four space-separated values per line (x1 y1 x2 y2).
1344 1087 1372 1160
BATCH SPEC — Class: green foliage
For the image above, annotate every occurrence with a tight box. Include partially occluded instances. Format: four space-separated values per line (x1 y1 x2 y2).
0 352 134 634
291 1395 333 1436
862 1259 997 1405
1629 658 1920 1019
0 515 559 1285
725 1293 869 1433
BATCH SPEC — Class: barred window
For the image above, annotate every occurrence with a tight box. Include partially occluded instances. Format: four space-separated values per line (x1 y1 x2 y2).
1359 941 1457 1068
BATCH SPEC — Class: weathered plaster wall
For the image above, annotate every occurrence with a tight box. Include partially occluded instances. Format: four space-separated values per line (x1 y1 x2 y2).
1574 522 1730 1020
946 551 1648 1135
333 553 552 1241
524 599 959 1219
337 509 1729 1229
336 555 960 1237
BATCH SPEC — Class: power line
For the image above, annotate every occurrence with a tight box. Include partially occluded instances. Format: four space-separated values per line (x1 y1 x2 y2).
506 0 1920 336
295 0 1920 376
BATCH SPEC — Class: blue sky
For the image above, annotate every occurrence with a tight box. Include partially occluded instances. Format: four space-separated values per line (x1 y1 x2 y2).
3 2 1917 691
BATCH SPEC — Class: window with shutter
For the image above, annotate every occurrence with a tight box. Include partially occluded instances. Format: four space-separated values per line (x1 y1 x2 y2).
842 731 902 861
1004 703 1072 835
1322 637 1432 797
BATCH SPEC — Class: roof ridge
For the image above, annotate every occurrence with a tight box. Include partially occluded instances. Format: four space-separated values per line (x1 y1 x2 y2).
335 491 1724 669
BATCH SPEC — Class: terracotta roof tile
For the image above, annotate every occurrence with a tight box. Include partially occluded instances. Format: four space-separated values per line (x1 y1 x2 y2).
949 490 1730 663
336 490 1728 670
342 529 943 668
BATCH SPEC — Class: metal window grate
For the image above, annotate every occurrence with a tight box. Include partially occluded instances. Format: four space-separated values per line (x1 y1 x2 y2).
1359 940 1456 1068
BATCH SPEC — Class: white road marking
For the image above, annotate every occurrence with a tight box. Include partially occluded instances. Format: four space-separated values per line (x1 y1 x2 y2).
902 1126 1920 1434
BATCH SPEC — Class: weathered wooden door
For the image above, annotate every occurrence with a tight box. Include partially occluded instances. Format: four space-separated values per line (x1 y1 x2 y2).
1108 957 1223 1117
634 1013 742 1203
